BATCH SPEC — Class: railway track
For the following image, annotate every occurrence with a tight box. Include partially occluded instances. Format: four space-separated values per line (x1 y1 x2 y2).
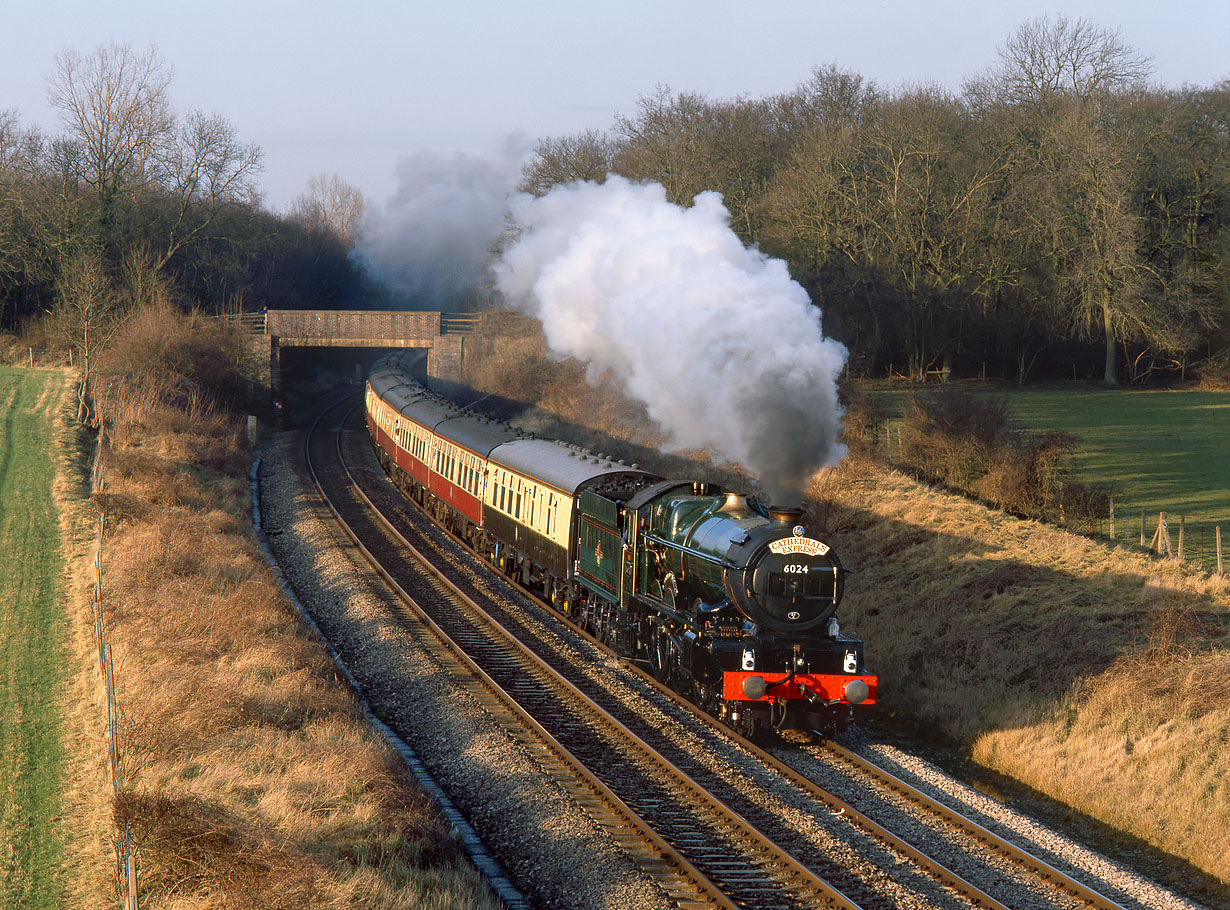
281 392 1185 910
308 397 858 909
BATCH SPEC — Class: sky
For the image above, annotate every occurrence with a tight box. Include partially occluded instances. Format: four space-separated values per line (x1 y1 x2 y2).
2 1 1227 213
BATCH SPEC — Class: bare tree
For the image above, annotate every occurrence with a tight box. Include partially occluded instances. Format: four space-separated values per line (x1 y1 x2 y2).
52 250 127 420
971 17 1157 384
614 85 715 205
970 15 1151 110
519 129 616 195
48 42 173 212
290 173 365 247
154 110 262 268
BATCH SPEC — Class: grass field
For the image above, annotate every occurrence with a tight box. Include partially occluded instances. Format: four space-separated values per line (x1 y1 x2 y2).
0 366 68 908
1002 386 1230 527
862 382 1230 545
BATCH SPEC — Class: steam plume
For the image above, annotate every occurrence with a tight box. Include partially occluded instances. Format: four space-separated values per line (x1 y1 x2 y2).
493 175 847 505
355 136 530 308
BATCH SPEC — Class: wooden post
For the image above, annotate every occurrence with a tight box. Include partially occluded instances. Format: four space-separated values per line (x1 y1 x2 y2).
125 829 138 910
1140 509 1146 548
1109 499 1115 539
1178 516 1185 561
1217 526 1223 576
1149 512 1173 558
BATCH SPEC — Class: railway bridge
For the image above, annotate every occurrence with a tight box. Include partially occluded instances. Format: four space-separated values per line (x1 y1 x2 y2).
238 309 479 396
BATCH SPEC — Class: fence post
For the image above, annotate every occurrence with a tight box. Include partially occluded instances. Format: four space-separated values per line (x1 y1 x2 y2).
1140 509 1146 549
1150 512 1173 558
1178 516 1185 562
1109 499 1115 539
1218 526 1224 577
125 826 137 910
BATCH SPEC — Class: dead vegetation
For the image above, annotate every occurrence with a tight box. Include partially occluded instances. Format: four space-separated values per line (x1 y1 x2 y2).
70 303 497 908
461 316 1230 889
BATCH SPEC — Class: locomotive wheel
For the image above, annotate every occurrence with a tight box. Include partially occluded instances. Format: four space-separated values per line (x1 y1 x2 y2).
646 629 674 684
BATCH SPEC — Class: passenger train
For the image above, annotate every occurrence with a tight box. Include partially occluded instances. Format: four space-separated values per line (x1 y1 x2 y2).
365 351 876 736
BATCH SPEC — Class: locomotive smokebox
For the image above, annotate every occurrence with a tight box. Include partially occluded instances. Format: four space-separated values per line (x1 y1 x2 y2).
768 506 805 526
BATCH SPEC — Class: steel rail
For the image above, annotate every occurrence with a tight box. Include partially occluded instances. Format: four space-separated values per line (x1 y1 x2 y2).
321 400 867 910
819 741 1130 910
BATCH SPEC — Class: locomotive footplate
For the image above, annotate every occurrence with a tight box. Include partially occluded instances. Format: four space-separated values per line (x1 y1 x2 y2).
722 670 877 704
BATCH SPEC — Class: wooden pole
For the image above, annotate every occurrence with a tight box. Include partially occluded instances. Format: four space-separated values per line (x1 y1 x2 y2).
1178 516 1185 562
1149 512 1173 558
1109 499 1115 539
1218 526 1223 576
1140 509 1146 548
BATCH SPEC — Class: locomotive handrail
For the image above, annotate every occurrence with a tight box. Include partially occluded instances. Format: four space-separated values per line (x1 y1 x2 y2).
640 532 732 566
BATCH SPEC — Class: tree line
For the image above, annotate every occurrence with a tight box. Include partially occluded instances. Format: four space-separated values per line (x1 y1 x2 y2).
522 17 1229 386
0 42 370 378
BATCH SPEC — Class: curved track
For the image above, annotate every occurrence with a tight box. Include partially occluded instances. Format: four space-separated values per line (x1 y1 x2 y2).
309 397 864 909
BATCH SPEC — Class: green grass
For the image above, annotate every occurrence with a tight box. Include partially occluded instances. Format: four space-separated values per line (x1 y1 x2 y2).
0 366 69 908
1001 387 1230 528
859 382 1230 523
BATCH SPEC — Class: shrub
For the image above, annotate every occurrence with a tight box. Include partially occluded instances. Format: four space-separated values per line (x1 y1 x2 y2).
1197 347 1230 390
895 388 1110 529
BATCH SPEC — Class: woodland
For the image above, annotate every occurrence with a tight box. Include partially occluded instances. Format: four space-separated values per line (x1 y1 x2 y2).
2 18 1228 388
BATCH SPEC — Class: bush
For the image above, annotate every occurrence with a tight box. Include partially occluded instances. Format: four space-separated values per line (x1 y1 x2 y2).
1197 347 1230 390
894 388 1110 529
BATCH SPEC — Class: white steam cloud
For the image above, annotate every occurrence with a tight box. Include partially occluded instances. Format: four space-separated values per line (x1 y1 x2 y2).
493 175 848 505
355 136 531 308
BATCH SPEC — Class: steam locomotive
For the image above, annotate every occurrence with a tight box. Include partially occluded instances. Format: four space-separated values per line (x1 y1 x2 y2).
365 351 875 736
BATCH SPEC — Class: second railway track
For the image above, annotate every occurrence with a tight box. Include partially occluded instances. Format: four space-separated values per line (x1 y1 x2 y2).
257 391 1206 910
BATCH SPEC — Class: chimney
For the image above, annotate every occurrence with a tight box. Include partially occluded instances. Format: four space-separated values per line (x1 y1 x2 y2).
768 506 805 526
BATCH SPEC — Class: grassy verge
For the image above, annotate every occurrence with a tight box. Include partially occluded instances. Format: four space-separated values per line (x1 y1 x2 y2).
75 306 499 909
826 462 1230 896
0 367 70 908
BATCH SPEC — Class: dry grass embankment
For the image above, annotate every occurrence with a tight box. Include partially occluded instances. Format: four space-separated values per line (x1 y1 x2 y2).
70 305 498 908
461 317 1230 890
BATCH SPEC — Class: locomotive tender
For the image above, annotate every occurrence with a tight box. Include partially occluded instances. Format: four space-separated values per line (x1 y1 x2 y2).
366 351 876 736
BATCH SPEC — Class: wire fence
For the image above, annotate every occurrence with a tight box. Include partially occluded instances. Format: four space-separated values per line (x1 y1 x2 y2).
90 425 139 909
1096 504 1224 577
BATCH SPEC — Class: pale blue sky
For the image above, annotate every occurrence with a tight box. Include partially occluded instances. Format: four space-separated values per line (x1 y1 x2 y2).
3 1 1226 211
